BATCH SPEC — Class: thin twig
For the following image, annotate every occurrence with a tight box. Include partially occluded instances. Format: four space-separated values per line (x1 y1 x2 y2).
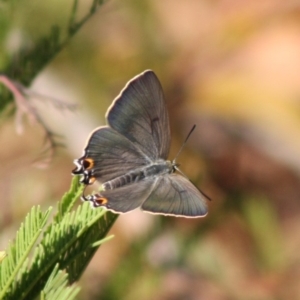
0 75 76 167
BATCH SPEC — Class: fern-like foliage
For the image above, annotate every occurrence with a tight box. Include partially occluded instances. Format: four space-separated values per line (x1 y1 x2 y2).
0 2 118 298
0 206 52 299
40 264 80 300
0 177 118 300
0 0 105 111
55 174 85 223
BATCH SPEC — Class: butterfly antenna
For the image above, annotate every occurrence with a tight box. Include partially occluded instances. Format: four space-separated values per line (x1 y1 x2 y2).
173 124 196 163
173 165 190 180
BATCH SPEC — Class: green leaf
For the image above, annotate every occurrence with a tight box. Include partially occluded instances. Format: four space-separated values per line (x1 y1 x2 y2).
0 177 118 300
40 264 80 300
0 0 106 111
0 2 119 299
0 206 52 300
55 176 84 223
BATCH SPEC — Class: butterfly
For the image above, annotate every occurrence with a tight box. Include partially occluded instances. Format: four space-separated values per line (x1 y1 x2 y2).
72 70 209 218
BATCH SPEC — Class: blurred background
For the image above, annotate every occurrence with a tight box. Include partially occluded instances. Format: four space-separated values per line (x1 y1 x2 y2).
1 0 300 299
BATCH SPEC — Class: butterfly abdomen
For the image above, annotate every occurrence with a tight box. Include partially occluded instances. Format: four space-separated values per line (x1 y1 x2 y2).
103 160 173 190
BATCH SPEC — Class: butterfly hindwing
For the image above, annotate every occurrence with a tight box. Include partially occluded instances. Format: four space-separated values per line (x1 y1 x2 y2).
141 174 208 218
75 127 149 184
92 179 155 213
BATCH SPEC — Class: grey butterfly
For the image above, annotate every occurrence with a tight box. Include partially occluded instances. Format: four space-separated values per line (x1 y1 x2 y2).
72 70 209 218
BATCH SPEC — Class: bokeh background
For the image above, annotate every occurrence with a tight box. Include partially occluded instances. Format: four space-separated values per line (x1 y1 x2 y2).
1 0 300 299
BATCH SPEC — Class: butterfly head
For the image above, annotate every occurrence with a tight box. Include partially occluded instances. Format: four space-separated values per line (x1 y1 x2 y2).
170 160 179 172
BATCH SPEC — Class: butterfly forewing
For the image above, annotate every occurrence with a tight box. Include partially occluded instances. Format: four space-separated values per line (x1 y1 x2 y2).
107 70 171 161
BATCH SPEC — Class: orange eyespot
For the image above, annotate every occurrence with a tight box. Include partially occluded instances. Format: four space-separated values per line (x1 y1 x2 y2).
95 196 108 206
88 177 96 184
82 158 94 169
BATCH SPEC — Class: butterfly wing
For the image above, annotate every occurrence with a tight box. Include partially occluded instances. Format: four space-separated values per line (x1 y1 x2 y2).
107 70 171 161
73 70 209 218
73 127 149 184
90 179 156 213
141 174 208 218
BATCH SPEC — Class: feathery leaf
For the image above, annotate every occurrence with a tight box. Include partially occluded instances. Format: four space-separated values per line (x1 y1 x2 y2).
40 264 80 300
1 177 117 300
0 206 52 299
